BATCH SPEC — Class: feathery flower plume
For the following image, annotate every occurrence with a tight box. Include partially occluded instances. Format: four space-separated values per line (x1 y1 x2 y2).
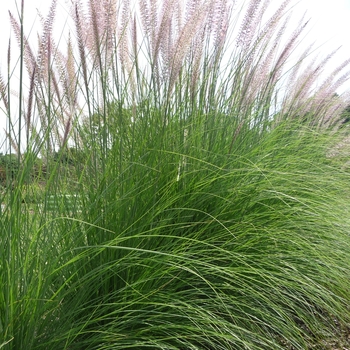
318 58 350 94
234 2 291 112
189 27 205 99
139 0 158 59
26 67 36 143
157 0 176 67
8 12 36 76
51 61 62 104
7 38 11 71
118 0 132 72
256 15 291 90
287 47 339 108
102 0 118 53
149 0 158 52
62 117 72 146
256 0 291 51
211 0 231 53
35 0 57 84
0 73 9 113
131 14 138 61
236 0 263 48
174 0 184 35
89 0 103 70
88 0 118 69
66 33 78 108
139 0 151 40
74 3 90 112
168 1 209 90
270 19 310 85
285 44 316 95
119 0 137 95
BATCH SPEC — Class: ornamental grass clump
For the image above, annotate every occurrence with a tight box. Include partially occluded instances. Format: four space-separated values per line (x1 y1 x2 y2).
1 0 350 349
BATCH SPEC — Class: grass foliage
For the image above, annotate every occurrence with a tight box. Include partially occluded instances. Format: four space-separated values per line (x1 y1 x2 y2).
1 0 350 349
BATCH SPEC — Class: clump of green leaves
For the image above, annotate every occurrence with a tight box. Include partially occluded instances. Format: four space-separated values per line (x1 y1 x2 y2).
1 1 350 349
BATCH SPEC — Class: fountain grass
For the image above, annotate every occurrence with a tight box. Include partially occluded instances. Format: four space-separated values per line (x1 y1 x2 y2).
1 0 350 349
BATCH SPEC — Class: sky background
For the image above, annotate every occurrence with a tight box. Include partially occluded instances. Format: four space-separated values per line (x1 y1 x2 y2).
0 0 350 151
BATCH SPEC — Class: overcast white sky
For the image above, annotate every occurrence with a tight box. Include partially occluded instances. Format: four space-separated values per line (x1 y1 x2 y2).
295 0 350 76
0 0 350 151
